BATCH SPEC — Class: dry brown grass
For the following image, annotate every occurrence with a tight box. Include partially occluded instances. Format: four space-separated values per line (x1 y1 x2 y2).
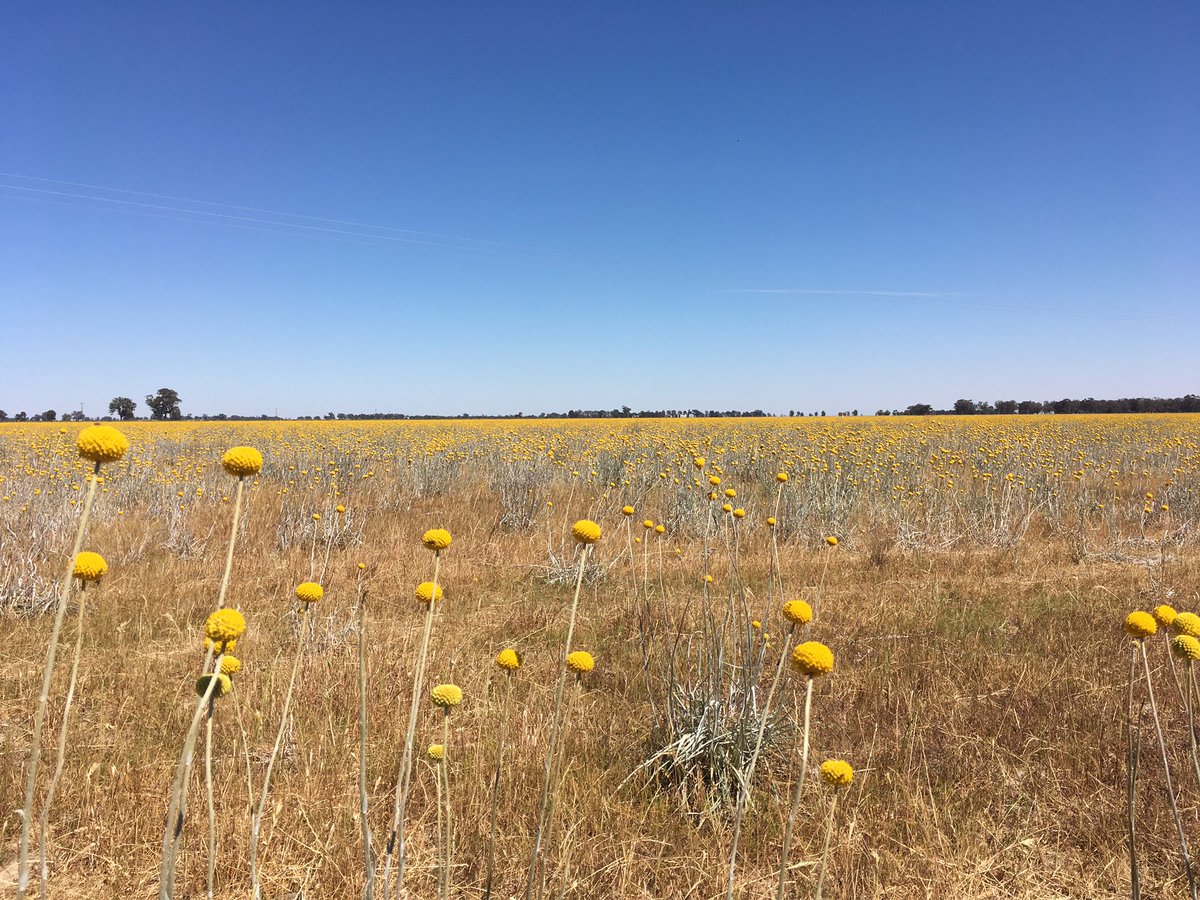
2 417 1199 899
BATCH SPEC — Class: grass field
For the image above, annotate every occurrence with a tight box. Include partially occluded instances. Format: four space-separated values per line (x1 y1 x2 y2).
3 415 1199 899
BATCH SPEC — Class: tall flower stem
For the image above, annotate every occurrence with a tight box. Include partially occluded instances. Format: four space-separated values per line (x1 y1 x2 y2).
525 545 590 900
17 464 100 900
1139 641 1197 900
387 552 442 893
216 478 246 610
724 623 795 899
775 677 815 900
205 695 218 900
250 609 309 900
357 580 376 900
1126 643 1141 900
814 792 841 900
439 709 453 900
484 672 514 900
37 581 91 900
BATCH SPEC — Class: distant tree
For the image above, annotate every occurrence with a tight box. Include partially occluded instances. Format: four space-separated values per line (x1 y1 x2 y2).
0 410 6 420
994 400 1018 415
852 409 859 416
66 410 85 421
145 388 182 420
41 409 57 421
953 399 977 415
15 411 28 421
1017 400 1043 414
109 396 137 420
903 404 933 415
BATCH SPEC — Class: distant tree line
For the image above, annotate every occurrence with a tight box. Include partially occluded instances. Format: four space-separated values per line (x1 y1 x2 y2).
875 394 1200 416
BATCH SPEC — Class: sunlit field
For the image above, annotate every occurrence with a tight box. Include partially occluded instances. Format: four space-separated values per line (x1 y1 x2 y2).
3 415 1200 899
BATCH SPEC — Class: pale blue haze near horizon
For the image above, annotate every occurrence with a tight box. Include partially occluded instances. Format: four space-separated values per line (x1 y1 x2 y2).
1 2 1197 417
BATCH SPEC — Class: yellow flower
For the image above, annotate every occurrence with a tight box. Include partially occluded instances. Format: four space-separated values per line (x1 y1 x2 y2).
427 743 445 761
422 528 453 551
219 655 242 676
782 599 813 625
1153 604 1178 628
1175 612 1200 637
431 683 464 708
622 505 635 516
72 551 108 582
791 641 834 677
733 508 745 519
205 608 247 644
571 519 601 544
708 475 721 486
642 519 654 530
767 516 777 527
825 536 839 547
751 620 762 629
336 504 346 514
496 648 522 671
724 488 736 499
654 524 665 534
76 425 129 464
819 759 854 787
415 581 444 604
704 574 713 584
195 673 232 699
1172 635 1200 661
693 457 706 469
566 650 595 674
721 503 733 513
776 472 788 483
221 446 263 477
1124 611 1157 640
295 582 324 604
204 637 237 655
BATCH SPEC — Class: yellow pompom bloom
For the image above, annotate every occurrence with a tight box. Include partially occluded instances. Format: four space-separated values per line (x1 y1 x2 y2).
415 581 444 604
1172 635 1200 661
566 650 595 674
782 599 813 625
76 425 129 464
721 503 733 513
430 683 463 708
791 641 834 677
72 551 108 582
819 759 854 787
1154 604 1178 628
1175 612 1200 637
195 673 232 699
571 519 601 544
776 472 788 483
427 744 445 761
336 504 346 514
693 457 706 469
205 608 247 644
642 519 654 529
221 446 263 477
219 655 242 676
295 582 324 604
496 648 522 671
733 508 745 519
767 516 777 527
825 536 839 547
1125 611 1157 640
654 524 665 534
422 528 453 551
622 505 635 516
708 475 721 486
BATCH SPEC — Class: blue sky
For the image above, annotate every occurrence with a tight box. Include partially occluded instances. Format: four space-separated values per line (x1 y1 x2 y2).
2 2 1197 417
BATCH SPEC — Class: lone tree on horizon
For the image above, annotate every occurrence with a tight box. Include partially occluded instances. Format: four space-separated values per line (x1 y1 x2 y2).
145 387 182 420
109 397 137 420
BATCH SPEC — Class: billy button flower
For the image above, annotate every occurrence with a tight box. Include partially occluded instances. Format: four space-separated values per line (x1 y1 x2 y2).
571 519 601 544
422 528 452 552
76 425 129 464
72 551 108 583
1124 611 1157 641
221 447 263 478
295 582 324 604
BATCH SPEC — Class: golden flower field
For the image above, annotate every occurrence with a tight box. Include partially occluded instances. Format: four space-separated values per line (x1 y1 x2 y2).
2 414 1200 899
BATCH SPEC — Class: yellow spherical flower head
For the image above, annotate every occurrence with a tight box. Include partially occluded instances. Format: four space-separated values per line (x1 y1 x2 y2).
622 505 635 516
825 536 839 547
427 743 445 761
1175 612 1200 638
782 599 813 626
566 650 595 674
1172 635 1200 661
733 508 746 519
195 673 232 699
767 516 777 527
422 528 453 552
496 648 522 671
221 446 263 478
724 488 736 499
295 582 324 604
219 655 242 677
76 425 129 464
205 608 247 645
571 519 601 544
73 551 108 582
415 581 444 605
336 505 346 514
430 683 464 708
693 456 706 469
819 759 854 787
791 641 835 678
1124 611 1157 640
776 472 788 483
1154 604 1178 628
708 475 721 486
642 519 654 530
654 524 665 534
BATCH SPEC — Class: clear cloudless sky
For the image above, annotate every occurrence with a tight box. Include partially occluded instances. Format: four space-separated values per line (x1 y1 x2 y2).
1 2 1197 417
